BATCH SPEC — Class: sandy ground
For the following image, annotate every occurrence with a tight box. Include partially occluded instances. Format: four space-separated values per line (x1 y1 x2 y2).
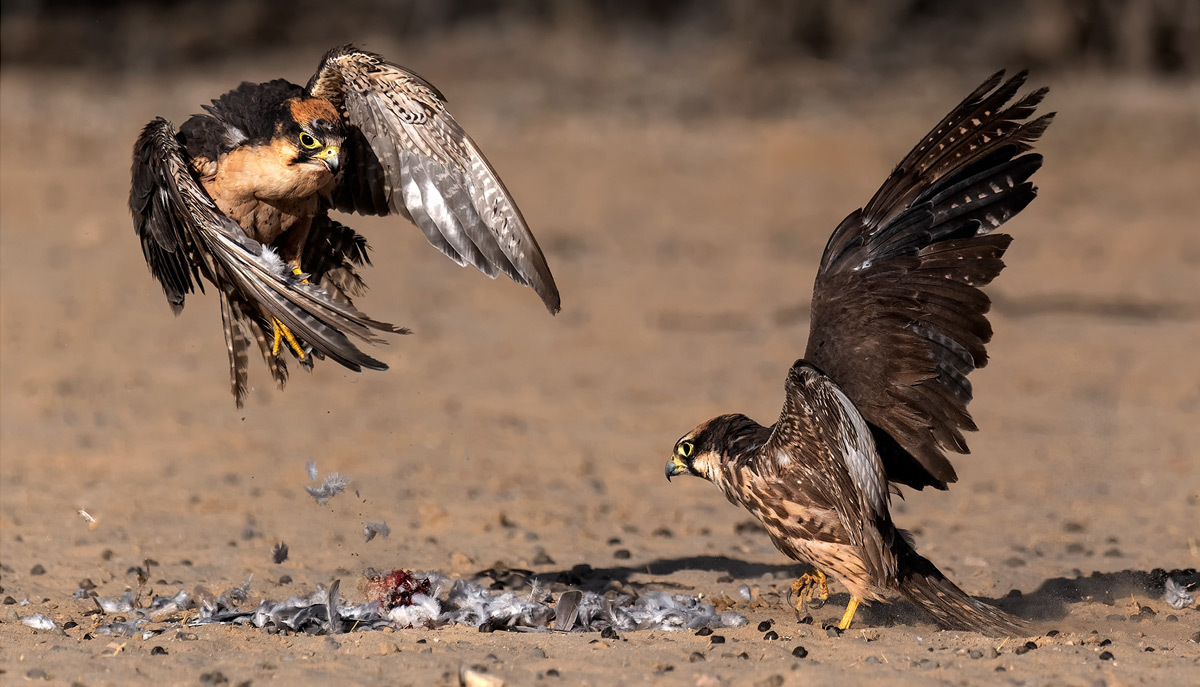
2 34 1199 687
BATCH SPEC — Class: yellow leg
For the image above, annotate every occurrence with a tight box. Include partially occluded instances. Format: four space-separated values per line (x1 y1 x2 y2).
270 318 307 360
788 568 829 611
292 266 309 284
837 597 860 630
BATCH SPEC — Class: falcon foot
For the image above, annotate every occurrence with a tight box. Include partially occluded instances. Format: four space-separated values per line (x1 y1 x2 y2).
270 318 308 360
837 597 860 630
788 568 829 612
291 265 309 284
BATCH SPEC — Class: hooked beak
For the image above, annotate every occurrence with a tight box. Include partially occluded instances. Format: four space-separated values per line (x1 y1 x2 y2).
665 455 688 481
315 146 340 175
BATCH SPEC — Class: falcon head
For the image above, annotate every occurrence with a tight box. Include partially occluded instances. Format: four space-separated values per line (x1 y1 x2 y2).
666 413 767 482
278 97 346 177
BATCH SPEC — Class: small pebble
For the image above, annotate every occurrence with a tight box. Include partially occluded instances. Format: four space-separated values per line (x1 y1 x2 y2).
478 622 495 633
532 549 555 566
26 668 48 680
606 538 621 546
797 615 813 625
1190 631 1200 643
151 646 168 656
1046 629 1060 637
695 627 713 636
528 648 547 659
1014 645 1030 655
3 597 15 605
737 652 750 660
1098 638 1112 647
758 620 773 632
865 656 880 665
278 575 292 585
545 669 560 678
30 564 46 576
612 549 631 560
601 627 619 640
709 635 726 644
825 627 842 638
791 646 808 658
651 528 673 538
1024 641 1038 651
763 631 779 641
1099 651 1114 661
969 649 983 659
689 651 705 663
199 672 229 686
1004 557 1026 567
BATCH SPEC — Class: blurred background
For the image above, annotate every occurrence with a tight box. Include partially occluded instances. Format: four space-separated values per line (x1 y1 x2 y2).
1 0 1198 658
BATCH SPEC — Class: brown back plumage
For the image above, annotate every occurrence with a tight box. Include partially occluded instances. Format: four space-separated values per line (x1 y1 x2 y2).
805 71 1054 490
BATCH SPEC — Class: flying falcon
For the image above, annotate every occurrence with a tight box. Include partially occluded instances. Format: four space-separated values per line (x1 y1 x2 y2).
130 45 559 406
666 71 1053 635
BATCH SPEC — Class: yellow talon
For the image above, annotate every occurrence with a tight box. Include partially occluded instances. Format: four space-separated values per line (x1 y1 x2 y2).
837 597 860 630
789 568 829 612
270 318 307 360
292 265 309 284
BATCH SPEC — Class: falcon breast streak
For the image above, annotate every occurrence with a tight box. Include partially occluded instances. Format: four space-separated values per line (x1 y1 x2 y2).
667 71 1054 635
130 45 560 406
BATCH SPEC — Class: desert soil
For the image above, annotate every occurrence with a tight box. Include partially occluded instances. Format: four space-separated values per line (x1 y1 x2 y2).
2 34 1199 687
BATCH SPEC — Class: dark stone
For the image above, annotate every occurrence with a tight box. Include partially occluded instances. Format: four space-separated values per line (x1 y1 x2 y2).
478 621 495 633
3 597 15 605
151 646 168 656
606 538 621 546
601 627 619 640
612 549 631 560
30 564 46 576
1099 638 1112 647
825 626 842 638
1046 629 1060 637
1014 645 1030 655
797 615 813 625
737 652 750 660
1004 557 1026 568
758 620 773 632
26 669 48 680
763 631 779 641
200 672 229 686
1099 651 1114 661
709 635 726 644
651 528 673 538
695 627 712 636
969 649 983 659
1024 641 1038 650
78 579 96 590
689 651 705 663
791 646 808 658
545 669 560 678
63 621 78 630
278 575 292 585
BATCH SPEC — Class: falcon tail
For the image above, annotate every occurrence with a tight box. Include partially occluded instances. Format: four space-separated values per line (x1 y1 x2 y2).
895 543 1028 636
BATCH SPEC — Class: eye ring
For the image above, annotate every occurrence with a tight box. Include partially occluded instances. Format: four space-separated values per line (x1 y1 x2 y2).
677 441 694 458
299 132 321 149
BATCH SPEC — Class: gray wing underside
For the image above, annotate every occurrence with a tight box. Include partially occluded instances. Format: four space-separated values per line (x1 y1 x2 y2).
308 45 561 314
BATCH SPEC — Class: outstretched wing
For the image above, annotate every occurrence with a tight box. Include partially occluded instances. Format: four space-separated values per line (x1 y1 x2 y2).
307 45 560 314
804 71 1054 490
130 118 406 405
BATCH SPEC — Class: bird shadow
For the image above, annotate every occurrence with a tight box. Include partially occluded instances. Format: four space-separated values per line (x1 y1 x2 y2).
519 557 1194 632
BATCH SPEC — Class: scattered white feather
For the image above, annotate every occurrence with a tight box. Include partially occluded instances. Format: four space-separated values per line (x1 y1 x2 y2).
21 614 55 630
388 593 441 627
1165 577 1195 609
306 460 318 481
363 521 391 542
306 472 349 505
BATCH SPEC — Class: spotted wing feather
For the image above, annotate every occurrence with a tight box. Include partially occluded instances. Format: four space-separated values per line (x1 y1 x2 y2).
307 45 560 314
805 71 1054 490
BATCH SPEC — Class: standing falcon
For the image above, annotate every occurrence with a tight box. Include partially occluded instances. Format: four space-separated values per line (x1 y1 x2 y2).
130 45 559 406
666 71 1053 635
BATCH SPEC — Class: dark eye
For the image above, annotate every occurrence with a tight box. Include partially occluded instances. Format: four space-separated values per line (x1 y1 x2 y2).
299 132 321 149
677 441 694 458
